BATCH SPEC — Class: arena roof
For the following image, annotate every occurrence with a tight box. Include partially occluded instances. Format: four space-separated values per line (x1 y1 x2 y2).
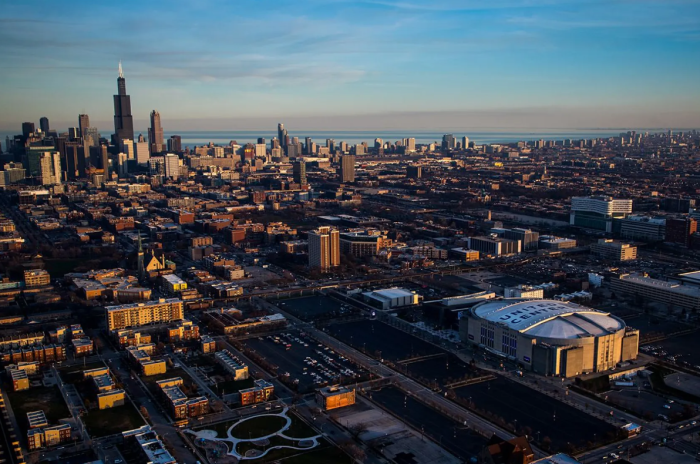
472 299 624 338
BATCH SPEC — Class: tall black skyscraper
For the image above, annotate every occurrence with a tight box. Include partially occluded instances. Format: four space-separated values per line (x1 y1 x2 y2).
113 62 134 145
22 122 35 137
40 117 50 133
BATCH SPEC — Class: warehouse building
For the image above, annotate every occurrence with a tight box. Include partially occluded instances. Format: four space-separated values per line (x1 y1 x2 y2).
362 288 422 310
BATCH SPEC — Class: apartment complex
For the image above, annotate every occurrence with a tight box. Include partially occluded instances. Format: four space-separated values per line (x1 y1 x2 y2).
201 335 216 353
215 349 249 380
308 226 340 269
26 410 71 451
167 320 199 342
156 377 209 420
339 230 386 257
24 269 50 287
240 379 274 405
106 298 184 331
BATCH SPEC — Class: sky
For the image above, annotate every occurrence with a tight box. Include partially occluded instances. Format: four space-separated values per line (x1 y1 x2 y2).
1 0 700 132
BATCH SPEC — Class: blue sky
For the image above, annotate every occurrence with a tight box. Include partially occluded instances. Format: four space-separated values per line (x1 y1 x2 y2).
1 0 699 131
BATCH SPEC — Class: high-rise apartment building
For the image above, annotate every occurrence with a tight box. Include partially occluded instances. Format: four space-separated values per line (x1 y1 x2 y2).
39 117 50 133
105 298 184 331
407 166 422 179
164 153 180 179
308 227 340 270
113 62 134 144
293 160 307 185
99 145 110 175
149 110 164 155
121 139 135 160
442 134 456 150
135 141 149 165
167 135 182 153
26 149 61 185
83 127 100 150
462 136 470 149
406 138 416 153
340 154 355 183
277 123 288 150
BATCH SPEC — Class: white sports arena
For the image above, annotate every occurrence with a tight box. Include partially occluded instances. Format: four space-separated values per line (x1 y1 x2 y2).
460 299 639 377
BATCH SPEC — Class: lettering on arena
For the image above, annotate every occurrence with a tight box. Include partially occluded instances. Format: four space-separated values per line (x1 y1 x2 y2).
497 302 568 325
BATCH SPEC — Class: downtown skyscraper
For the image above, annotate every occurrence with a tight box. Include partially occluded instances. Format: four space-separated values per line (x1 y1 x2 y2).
149 110 164 155
113 62 134 145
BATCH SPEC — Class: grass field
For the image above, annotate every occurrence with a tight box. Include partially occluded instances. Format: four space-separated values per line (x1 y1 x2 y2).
230 415 288 439
8 386 70 434
83 403 145 438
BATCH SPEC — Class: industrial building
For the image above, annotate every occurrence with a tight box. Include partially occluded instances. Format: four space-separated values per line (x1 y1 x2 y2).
461 299 639 377
362 288 422 310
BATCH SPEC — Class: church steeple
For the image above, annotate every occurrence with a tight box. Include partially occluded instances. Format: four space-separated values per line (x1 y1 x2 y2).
137 233 145 280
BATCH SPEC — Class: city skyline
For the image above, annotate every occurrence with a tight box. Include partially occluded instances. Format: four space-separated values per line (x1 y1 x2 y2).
2 0 700 130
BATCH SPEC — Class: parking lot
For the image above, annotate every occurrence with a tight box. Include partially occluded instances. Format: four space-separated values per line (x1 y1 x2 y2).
369 386 489 461
454 376 619 452
327 319 484 387
327 319 443 362
242 330 369 393
277 295 354 321
641 331 700 370
605 389 687 421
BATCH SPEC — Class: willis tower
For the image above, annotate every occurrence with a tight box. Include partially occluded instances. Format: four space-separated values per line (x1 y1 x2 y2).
112 62 134 145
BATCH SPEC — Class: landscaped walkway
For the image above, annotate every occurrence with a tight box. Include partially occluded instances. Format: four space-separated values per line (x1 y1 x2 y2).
187 407 322 460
